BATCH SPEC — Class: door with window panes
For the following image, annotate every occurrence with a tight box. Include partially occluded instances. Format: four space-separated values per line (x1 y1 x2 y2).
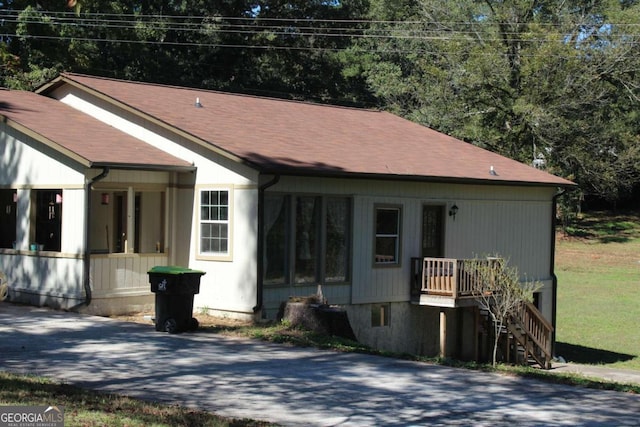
422 205 445 258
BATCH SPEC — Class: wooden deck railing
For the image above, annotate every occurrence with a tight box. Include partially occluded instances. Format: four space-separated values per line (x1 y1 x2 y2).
410 257 497 298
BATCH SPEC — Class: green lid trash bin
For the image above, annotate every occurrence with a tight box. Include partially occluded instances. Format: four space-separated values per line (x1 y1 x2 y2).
148 266 206 333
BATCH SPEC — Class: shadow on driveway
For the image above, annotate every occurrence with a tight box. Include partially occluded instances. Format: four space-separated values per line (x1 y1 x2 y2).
1 304 639 426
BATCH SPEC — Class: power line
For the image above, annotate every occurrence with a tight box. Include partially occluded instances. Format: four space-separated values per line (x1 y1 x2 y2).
4 9 640 27
2 9 640 55
3 19 640 47
4 32 629 59
3 9 640 34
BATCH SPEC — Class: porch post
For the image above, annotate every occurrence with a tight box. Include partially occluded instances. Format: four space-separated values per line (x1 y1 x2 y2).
126 186 135 253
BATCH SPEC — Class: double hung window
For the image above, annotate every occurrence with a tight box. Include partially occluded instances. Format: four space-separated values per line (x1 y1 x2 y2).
199 189 230 257
374 206 401 265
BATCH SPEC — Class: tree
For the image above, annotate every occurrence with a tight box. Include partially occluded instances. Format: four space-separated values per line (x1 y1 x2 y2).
465 257 541 367
0 0 374 103
357 0 640 206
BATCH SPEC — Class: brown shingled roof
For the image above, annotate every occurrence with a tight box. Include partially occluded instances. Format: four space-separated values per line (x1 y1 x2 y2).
0 89 193 170
42 74 573 186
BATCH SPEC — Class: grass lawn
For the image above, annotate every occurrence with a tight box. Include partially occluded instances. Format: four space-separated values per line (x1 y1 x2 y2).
555 211 640 370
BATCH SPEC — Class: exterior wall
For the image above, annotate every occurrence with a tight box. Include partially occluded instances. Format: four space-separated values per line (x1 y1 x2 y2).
190 185 259 318
345 302 479 359
1 253 84 309
267 176 557 356
270 176 555 297
0 123 87 309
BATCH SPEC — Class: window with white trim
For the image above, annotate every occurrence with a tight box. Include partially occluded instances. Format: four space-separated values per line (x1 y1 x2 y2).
199 189 229 256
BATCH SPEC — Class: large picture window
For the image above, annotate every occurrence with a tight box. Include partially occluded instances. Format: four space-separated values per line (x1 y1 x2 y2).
374 206 401 265
263 195 350 285
199 189 230 256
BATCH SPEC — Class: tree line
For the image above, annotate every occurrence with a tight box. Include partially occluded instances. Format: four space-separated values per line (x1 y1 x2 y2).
2 0 639 209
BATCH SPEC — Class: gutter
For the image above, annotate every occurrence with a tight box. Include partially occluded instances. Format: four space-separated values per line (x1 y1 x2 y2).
254 174 281 314
550 187 568 357
83 167 110 306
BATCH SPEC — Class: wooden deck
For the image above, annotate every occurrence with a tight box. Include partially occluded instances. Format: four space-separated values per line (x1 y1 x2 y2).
410 257 554 369
410 257 498 305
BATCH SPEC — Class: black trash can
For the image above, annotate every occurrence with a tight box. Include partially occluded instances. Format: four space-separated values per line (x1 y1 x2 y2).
148 266 206 333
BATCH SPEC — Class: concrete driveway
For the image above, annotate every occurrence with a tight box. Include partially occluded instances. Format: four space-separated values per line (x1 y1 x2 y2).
0 303 638 426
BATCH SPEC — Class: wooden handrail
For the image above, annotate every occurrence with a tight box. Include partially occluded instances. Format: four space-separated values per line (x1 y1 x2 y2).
509 301 554 369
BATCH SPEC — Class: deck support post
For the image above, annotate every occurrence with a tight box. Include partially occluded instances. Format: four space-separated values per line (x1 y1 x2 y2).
439 310 446 358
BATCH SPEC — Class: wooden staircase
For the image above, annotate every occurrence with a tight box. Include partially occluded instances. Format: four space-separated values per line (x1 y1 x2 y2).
506 301 554 369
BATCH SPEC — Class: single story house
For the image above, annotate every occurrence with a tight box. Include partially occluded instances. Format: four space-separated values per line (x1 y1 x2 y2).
0 73 574 364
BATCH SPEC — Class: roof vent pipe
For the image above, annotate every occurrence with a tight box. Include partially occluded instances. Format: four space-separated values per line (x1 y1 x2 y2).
195 98 202 108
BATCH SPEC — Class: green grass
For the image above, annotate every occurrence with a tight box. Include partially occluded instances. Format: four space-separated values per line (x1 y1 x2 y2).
0 371 276 427
556 211 640 370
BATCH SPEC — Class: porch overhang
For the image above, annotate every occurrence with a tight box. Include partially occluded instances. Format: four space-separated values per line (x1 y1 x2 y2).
90 161 196 173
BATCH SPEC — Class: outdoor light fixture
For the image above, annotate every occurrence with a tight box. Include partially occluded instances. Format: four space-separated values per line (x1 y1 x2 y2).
101 193 110 205
449 203 459 220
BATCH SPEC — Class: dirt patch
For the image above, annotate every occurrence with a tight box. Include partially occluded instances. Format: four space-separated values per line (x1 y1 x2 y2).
111 312 253 328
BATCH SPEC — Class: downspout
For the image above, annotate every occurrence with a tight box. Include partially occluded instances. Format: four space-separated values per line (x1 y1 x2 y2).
83 167 110 307
254 174 280 315
550 188 566 357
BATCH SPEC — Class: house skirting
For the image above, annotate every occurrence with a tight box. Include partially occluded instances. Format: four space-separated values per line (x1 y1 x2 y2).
81 289 155 316
7 286 154 316
8 286 85 311
199 306 258 323
345 302 481 360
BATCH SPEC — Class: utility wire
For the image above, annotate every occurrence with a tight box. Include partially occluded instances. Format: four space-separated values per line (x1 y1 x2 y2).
2 9 640 34
2 9 639 53
4 9 640 27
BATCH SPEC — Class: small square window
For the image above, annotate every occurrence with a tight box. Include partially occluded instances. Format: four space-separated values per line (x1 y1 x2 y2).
371 304 390 327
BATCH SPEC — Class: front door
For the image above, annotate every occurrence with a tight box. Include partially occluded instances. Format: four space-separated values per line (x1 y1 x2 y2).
422 205 445 258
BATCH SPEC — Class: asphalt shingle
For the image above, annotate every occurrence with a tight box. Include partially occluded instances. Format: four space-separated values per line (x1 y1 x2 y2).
54 73 573 186
0 89 193 170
